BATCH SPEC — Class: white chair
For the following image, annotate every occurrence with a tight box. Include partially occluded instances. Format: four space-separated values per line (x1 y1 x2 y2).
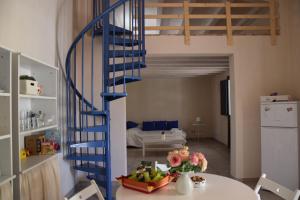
255 174 300 200
64 180 105 200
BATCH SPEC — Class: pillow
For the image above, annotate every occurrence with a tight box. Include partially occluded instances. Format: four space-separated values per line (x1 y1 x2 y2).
166 121 179 130
142 121 155 131
127 121 138 130
154 121 167 130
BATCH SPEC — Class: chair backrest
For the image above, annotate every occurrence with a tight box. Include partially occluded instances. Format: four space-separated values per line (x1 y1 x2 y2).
255 174 300 200
65 180 105 200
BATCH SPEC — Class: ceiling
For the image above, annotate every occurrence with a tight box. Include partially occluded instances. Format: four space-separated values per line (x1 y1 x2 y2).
142 55 230 78
145 0 270 35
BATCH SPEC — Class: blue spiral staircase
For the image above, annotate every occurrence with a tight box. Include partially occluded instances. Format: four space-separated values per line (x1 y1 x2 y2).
65 0 146 199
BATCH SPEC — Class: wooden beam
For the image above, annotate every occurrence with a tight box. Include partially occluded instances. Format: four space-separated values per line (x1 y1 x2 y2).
145 26 184 31
145 3 183 8
231 3 269 8
143 14 275 20
189 14 226 19
184 1 190 45
231 14 270 19
145 14 183 19
232 26 270 31
225 1 233 46
188 3 226 8
146 26 270 31
190 26 227 31
269 0 277 45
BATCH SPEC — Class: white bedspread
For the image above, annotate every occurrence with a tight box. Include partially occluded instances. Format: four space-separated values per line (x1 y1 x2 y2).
126 128 186 147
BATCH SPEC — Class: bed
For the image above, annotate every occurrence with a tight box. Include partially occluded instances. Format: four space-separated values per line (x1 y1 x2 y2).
126 127 187 148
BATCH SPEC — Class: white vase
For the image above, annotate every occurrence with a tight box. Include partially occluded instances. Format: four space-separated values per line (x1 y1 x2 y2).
175 172 194 195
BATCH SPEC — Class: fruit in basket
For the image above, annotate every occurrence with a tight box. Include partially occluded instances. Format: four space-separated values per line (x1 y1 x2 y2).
128 171 138 181
116 161 175 193
152 172 163 182
144 172 151 182
128 164 167 183
151 168 157 177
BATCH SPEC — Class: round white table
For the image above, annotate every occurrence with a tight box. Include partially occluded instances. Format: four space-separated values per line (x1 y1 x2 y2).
116 173 258 200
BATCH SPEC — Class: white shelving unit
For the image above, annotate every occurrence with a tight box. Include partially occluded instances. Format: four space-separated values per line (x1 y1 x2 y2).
12 53 59 200
0 46 15 195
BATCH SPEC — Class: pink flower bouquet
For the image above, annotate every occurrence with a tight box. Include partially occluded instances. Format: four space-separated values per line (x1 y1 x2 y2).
167 146 208 173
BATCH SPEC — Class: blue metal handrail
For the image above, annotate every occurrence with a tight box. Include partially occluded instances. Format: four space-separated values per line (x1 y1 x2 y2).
66 1 145 199
66 0 131 103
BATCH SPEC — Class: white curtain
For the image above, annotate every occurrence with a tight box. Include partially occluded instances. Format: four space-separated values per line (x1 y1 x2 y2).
0 182 13 200
21 156 62 200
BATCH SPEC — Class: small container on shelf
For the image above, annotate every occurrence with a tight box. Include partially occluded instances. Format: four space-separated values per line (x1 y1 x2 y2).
19 75 39 96
20 110 49 132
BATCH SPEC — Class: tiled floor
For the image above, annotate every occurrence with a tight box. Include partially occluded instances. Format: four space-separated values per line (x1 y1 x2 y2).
127 138 283 200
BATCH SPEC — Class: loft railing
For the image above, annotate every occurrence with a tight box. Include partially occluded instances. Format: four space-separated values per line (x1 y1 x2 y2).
143 0 279 46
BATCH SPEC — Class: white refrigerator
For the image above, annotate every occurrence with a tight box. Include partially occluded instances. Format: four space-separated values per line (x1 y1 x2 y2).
261 101 300 190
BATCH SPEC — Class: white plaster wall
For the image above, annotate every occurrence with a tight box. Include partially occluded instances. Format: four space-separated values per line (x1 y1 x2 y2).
145 0 292 179
72 0 300 180
287 0 300 99
145 36 289 179
70 0 300 183
127 77 214 138
110 98 128 177
0 0 75 195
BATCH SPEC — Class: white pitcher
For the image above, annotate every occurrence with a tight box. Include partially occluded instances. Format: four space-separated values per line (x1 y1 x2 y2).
175 172 194 195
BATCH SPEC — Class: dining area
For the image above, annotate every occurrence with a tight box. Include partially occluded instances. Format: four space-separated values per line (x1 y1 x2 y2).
66 145 300 200
116 173 259 200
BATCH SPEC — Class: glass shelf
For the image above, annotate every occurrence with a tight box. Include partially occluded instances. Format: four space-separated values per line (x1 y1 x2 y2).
20 124 58 136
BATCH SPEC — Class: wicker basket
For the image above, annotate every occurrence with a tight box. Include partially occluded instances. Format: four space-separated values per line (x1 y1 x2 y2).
116 175 174 193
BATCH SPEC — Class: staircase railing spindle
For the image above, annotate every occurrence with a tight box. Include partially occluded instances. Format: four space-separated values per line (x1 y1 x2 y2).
113 10 116 94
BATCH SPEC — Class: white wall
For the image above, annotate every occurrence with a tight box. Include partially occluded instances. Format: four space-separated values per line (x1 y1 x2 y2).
72 0 300 181
127 77 214 138
72 0 300 182
287 0 300 99
145 36 289 179
0 0 75 195
111 98 127 176
145 0 294 179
